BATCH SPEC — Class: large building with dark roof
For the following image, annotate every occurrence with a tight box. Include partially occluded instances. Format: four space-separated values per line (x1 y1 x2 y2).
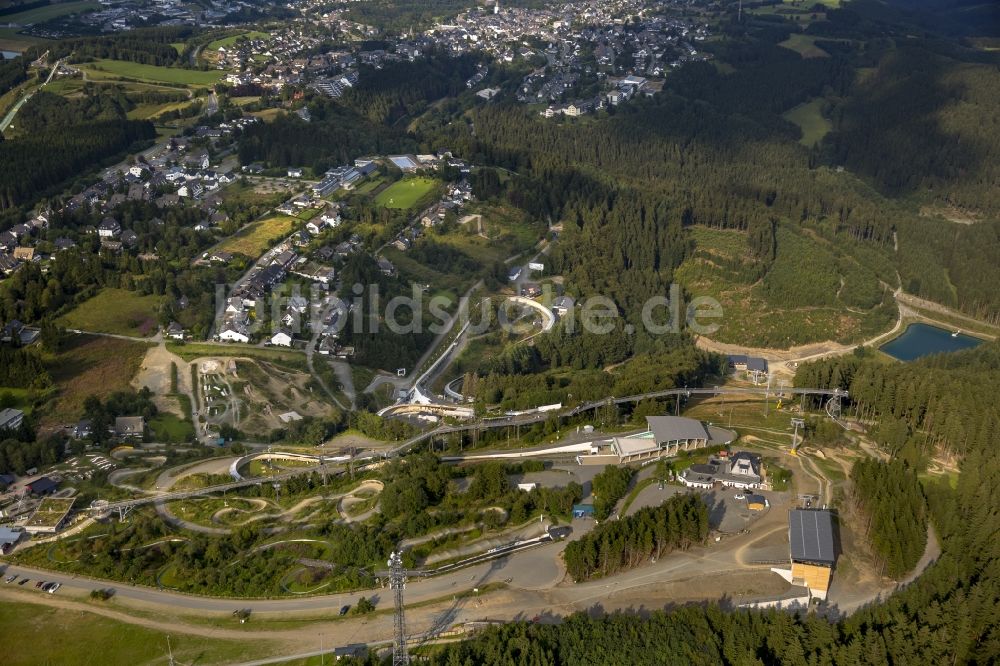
580 416 736 465
788 508 837 599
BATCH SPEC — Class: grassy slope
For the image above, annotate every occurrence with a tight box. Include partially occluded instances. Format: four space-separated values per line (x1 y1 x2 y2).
43 335 150 426
207 30 268 51
674 225 893 348
779 33 830 59
82 59 223 86
0 599 275 666
216 215 298 258
59 288 162 337
783 98 832 147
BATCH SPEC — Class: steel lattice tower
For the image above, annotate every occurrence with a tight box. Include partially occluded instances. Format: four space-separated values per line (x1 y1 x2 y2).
388 551 410 666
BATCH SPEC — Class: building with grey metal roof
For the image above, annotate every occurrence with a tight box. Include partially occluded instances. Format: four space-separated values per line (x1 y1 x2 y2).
646 416 711 445
789 509 836 566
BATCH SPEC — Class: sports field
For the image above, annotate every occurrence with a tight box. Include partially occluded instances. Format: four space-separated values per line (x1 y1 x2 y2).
59 288 162 337
2 0 98 24
83 59 224 86
374 176 439 209
216 215 298 258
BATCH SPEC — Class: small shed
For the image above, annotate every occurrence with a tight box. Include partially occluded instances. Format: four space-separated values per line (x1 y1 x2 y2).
746 494 768 511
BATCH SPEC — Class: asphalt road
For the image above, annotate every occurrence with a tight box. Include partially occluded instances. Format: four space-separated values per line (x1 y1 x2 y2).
0 536 567 613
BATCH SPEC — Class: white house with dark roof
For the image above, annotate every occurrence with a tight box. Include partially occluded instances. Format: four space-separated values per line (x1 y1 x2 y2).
98 218 121 238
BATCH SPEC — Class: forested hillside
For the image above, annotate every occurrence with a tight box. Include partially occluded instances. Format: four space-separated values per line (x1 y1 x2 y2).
0 90 155 210
849 458 928 579
429 344 1000 664
795 344 1000 462
404 5 1000 337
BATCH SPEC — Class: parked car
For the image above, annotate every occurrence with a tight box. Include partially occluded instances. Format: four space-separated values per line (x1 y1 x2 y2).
17 578 29 585
4 574 16 583
48 583 61 594
339 605 351 616
734 493 745 500
35 580 45 588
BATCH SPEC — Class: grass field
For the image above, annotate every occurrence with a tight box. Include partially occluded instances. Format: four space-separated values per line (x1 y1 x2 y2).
2 0 98 24
783 98 832 147
374 176 440 209
127 99 193 120
216 215 298 258
149 412 195 442
779 33 830 58
0 599 277 666
0 26 49 52
249 107 283 122
43 335 150 426
82 59 223 86
59 288 162 337
207 30 268 51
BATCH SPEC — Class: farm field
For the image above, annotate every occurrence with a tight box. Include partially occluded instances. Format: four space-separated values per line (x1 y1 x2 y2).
374 176 439 209
2 0 98 24
216 215 298 258
783 98 832 147
43 335 150 426
59 288 162 337
81 59 224 86
0 599 275 666
0 26 49 52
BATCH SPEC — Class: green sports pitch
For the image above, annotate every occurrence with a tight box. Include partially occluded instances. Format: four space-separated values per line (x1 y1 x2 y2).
374 177 440 209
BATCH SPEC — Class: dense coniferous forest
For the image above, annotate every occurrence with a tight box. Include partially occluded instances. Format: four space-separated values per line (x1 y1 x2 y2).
590 465 634 521
0 347 50 388
340 53 480 125
795 345 1000 462
48 27 195 66
0 90 155 210
849 458 927 579
237 97 415 173
562 494 709 582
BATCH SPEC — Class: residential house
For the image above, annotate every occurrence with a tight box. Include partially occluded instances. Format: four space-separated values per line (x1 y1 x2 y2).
115 416 146 439
270 328 293 347
166 322 186 340
0 254 21 275
0 408 24 431
98 218 121 238
219 322 250 343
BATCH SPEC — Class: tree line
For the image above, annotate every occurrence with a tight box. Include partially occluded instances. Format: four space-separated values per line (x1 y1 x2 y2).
563 493 709 581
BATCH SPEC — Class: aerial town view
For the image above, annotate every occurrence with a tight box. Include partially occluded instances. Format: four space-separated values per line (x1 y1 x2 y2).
0 0 998 663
